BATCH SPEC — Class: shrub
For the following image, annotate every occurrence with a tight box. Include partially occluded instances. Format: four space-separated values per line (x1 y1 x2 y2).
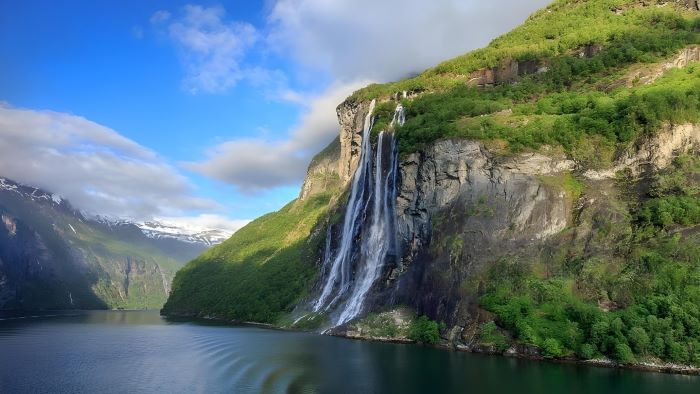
480 321 510 351
408 315 441 344
614 343 635 364
628 326 650 355
542 338 564 358
578 343 596 360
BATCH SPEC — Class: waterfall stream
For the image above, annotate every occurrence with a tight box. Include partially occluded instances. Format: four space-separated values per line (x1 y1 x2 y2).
312 101 405 326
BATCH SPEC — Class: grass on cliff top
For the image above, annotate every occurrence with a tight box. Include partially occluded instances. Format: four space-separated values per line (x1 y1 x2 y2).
348 0 699 160
350 0 700 101
163 192 334 323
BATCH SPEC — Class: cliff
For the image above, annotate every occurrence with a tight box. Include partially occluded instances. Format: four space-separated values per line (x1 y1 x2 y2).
164 0 700 369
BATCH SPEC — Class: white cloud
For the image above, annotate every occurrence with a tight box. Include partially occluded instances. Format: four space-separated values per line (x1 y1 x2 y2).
185 81 366 193
150 10 171 24
0 104 223 220
153 5 258 94
267 0 552 82
158 1 551 193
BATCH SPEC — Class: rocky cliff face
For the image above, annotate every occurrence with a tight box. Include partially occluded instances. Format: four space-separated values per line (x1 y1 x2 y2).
318 98 700 327
299 137 342 200
396 141 575 271
337 100 374 183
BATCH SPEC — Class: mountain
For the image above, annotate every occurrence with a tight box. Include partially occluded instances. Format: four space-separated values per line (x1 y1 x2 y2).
135 220 232 246
0 177 209 310
164 0 700 367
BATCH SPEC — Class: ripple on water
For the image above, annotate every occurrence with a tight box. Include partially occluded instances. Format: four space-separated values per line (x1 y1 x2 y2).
3 311 700 394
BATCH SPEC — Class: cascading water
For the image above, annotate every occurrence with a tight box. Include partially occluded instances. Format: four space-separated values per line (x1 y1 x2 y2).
312 100 377 312
312 101 406 326
336 130 398 325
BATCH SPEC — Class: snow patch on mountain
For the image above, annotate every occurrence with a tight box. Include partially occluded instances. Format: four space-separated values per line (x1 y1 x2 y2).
0 177 67 207
135 219 238 246
142 215 249 246
2 176 246 247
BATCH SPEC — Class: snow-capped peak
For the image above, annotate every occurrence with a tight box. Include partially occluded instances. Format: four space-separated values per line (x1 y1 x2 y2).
135 219 235 246
89 214 237 246
0 177 66 207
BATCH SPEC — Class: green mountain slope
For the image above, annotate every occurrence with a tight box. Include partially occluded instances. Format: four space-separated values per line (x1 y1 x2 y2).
162 191 336 322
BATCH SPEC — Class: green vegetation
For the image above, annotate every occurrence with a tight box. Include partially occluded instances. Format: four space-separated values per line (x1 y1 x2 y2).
351 0 699 101
395 59 700 156
347 0 700 158
371 101 399 137
353 312 403 338
163 193 334 323
408 315 441 344
479 157 700 364
539 172 585 201
480 321 509 351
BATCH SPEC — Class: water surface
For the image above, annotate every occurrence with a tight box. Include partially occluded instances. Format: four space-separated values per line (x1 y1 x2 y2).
0 311 698 393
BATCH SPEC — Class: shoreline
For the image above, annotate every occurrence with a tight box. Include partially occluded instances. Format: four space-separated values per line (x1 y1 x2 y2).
160 311 700 376
337 331 700 376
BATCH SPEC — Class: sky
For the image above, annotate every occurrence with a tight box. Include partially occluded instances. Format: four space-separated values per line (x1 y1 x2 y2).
0 0 550 232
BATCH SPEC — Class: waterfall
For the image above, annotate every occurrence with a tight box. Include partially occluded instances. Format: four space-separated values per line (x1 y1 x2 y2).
313 100 377 312
312 101 404 326
336 131 398 325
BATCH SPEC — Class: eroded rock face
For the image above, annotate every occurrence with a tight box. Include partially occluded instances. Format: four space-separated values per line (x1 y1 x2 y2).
621 45 700 87
584 123 700 180
337 100 372 183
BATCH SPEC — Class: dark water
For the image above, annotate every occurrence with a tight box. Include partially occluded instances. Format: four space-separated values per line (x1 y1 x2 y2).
1 311 698 393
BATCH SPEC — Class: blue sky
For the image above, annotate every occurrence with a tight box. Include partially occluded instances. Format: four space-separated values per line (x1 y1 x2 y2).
0 0 550 231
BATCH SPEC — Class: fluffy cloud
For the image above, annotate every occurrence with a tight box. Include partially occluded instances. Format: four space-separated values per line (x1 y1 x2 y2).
174 1 552 192
152 5 258 94
185 81 366 193
268 0 552 82
0 104 221 220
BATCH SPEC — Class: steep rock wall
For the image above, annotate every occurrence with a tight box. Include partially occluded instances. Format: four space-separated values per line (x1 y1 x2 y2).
327 100 700 327
396 142 575 272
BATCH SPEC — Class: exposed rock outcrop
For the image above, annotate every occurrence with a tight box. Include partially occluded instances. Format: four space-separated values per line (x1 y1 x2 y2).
337 100 373 183
620 45 700 87
467 58 550 87
396 141 576 272
299 137 342 200
584 123 700 179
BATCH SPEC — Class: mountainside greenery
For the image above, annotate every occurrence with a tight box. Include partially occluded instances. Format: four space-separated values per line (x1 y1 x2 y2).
479 155 700 364
352 0 700 102
162 192 335 323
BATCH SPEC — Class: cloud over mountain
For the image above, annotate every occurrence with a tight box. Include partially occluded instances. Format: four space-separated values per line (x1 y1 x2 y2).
0 104 219 219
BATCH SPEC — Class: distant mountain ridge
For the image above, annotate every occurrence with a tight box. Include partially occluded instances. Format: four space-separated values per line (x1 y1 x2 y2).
0 177 231 247
0 176 216 310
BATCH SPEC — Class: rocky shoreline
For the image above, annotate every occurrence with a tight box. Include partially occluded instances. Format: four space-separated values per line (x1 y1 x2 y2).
338 330 700 376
